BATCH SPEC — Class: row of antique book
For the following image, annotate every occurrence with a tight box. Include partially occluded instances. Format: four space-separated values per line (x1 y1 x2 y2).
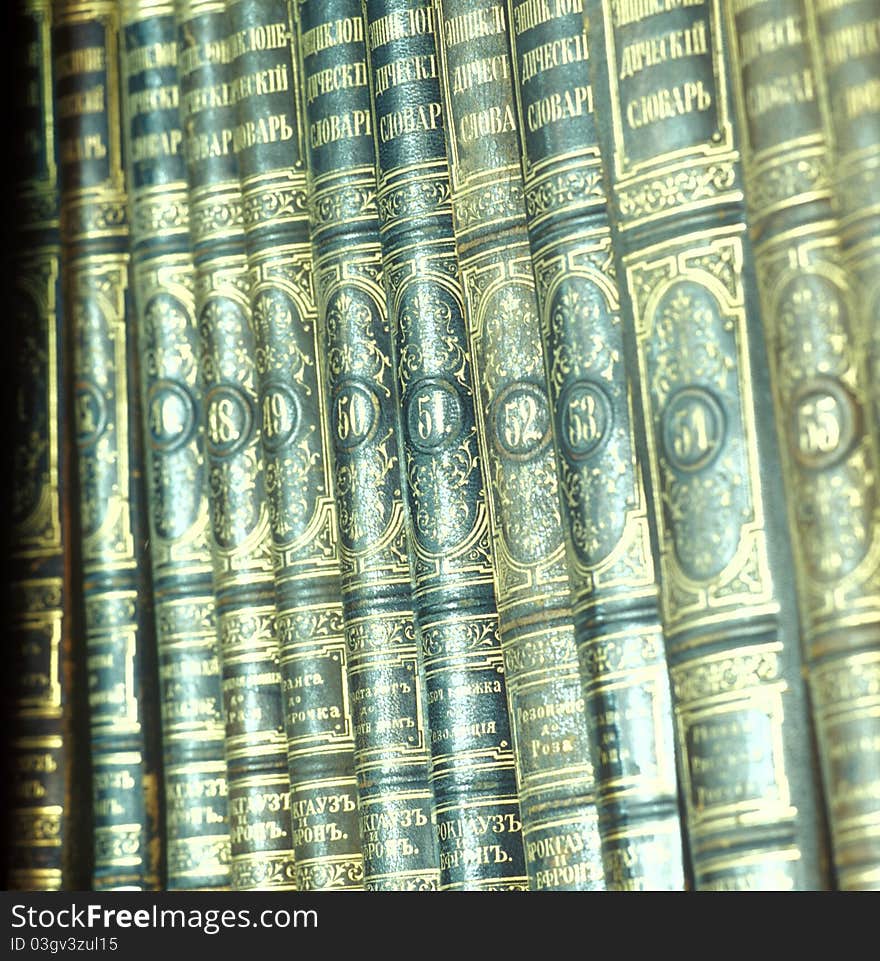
4 0 880 892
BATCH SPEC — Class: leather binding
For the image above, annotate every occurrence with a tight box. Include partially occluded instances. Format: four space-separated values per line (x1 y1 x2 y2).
363 0 527 889
584 0 830 889
52 0 163 890
120 0 230 890
174 0 295 891
226 0 364 891
294 0 440 890
815 1 880 436
506 0 685 888
6 0 82 891
728 0 880 892
432 0 604 891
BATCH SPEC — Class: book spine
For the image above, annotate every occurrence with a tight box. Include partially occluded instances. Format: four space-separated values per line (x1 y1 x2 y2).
584 0 829 889
6 0 81 891
431 0 604 891
226 0 364 892
52 0 163 890
174 0 296 891
506 0 685 889
362 0 527 890
120 0 230 890
294 0 441 890
727 0 880 892
815 0 880 436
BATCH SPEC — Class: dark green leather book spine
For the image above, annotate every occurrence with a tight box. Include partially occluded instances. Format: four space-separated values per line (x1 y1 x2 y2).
815 1 880 436
363 0 527 890
121 0 230 890
6 0 82 891
506 0 685 889
294 0 440 890
584 0 829 889
52 0 163 891
431 0 604 891
727 0 880 893
226 0 364 892
174 0 296 891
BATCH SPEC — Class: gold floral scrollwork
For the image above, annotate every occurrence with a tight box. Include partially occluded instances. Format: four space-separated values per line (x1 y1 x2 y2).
473 270 562 577
326 289 391 387
335 428 396 545
168 838 230 877
371 875 439 891
295 858 365 890
132 195 189 239
311 183 377 228
231 853 296 890
671 646 781 706
190 196 244 243
746 154 831 219
277 606 345 647
405 434 478 547
631 234 773 626
547 277 637 568
140 283 207 553
524 166 605 221
208 449 260 548
397 279 481 552
264 438 320 539
453 180 523 233
242 183 307 230
64 200 128 241
618 163 737 224
649 284 741 580
377 177 451 226
14 810 62 843
253 288 313 382
420 616 500 660
770 265 876 591
94 826 142 864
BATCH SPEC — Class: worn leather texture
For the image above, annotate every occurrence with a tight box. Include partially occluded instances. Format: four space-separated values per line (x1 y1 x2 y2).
7 0 83 893
433 0 606 891
227 0 365 892
53 0 163 892
507 0 685 889
729 0 879 891
363 0 527 889
121 0 230 891
585 0 829 890
174 0 295 891
296 0 441 891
